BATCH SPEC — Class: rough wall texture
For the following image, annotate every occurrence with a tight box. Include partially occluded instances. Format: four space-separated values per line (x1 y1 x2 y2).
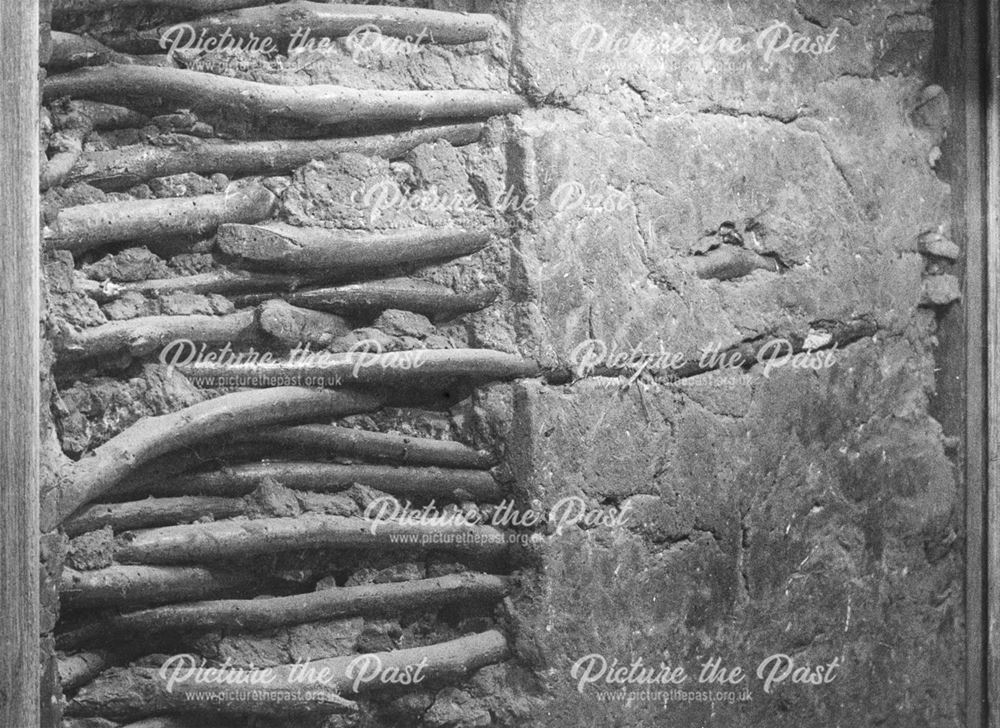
502 0 963 726
40 0 962 726
42 2 538 726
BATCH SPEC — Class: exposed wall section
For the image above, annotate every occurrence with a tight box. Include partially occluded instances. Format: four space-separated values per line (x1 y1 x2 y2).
503 0 964 725
35 0 966 726
41 2 546 726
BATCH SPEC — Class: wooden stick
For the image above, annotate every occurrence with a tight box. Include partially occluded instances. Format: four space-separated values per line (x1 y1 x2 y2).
216 223 491 272
41 122 90 192
48 31 136 70
68 630 508 719
106 427 495 499
53 0 276 17
114 514 508 564
56 310 258 362
258 299 351 347
0 3 41 726
42 99 137 191
68 100 149 130
238 424 496 469
58 573 507 650
119 719 240 728
43 65 526 127
80 276 501 321
118 718 241 728
104 1 500 55
46 387 382 530
78 268 326 303
63 496 250 537
136 461 503 501
176 348 541 387
45 183 277 255
59 650 116 691
110 442 272 497
60 565 263 610
65 123 483 191
692 246 781 281
281 279 500 320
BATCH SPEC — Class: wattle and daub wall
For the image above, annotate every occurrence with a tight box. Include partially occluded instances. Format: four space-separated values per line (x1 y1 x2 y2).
41 0 963 726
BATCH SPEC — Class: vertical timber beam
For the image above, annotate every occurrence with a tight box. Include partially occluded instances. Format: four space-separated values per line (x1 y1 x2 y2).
986 0 999 723
932 0 987 720
0 1 41 727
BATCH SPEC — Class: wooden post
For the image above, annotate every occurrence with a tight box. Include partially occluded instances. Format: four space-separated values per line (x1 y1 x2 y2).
0 1 41 726
987 0 1000 725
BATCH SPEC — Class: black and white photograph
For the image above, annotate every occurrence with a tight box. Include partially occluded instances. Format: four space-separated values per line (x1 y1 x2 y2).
0 0 994 726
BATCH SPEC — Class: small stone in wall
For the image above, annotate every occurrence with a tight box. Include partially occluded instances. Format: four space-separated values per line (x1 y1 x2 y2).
917 230 960 261
82 247 171 282
372 562 426 583
424 687 492 728
56 412 91 458
62 717 118 728
160 291 236 316
398 335 425 350
374 309 436 338
169 252 217 274
345 567 380 587
285 618 364 662
331 328 399 353
128 184 154 200
101 291 159 320
406 141 473 196
320 713 364 728
99 289 232 321
54 364 205 453
67 527 115 571
467 663 543 723
692 246 781 281
274 570 312 586
357 619 403 653
425 334 459 349
45 252 107 329
920 274 961 306
426 559 470 578
390 161 416 186
353 408 456 441
346 562 425 586
282 154 395 230
148 172 217 198
295 491 360 518
344 484 393 511
315 575 340 591
53 388 93 458
910 84 950 140
248 478 303 518
40 532 67 634
259 299 351 347
262 175 291 196
192 631 289 668
42 182 107 223
381 691 435 720
149 110 198 132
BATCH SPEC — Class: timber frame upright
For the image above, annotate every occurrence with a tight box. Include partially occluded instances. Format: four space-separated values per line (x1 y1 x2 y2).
0 1 41 728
